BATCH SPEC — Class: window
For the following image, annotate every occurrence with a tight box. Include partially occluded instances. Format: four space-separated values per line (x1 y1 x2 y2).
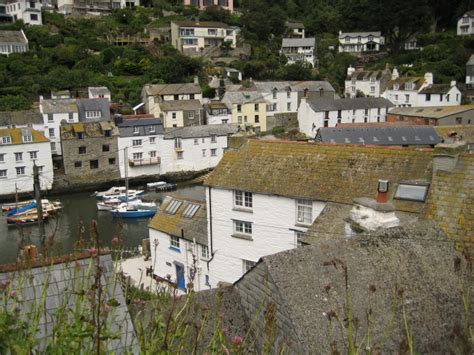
90 160 99 169
394 183 429 202
0 154 4 162
456 117 462 124
201 245 210 259
85 111 101 119
202 149 206 157
77 132 84 140
234 190 252 209
234 220 252 236
37 166 44 173
172 112 177 119
183 203 200 218
30 13 38 21
47 113 53 122
446 94 450 102
50 142 56 151
202 138 205 143
166 199 183 214
208 28 217 35
2 136 11 144
132 139 142 146
405 94 409 103
109 158 116 165
177 151 184 159
370 86 375 93
149 137 156 144
426 94 431 101
174 94 179 100
79 146 86 154
272 90 277 99
190 94 195 100
237 104 242 113
170 236 180 250
188 111 195 119
49 128 55 138
456 94 459 101
29 1 35 8
238 116 242 124
287 103 291 111
194 138 199 145
243 259 256 273
68 113 74 121
23 135 32 143
255 115 259 123
211 135 217 143
211 148 217 156
337 110 342 119
16 167 25 176
133 126 139 134
0 170 6 178
102 144 110 152
296 199 312 225
105 130 112 137
29 151 38 160
133 152 143 160
174 138 182 149
295 231 305 247
149 126 155 133
150 151 157 158
254 104 259 111
14 152 22 162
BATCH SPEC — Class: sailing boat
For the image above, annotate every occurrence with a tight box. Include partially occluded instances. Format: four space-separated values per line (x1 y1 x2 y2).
110 147 157 219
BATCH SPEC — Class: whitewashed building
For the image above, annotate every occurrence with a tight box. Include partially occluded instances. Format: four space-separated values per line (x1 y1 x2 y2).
4 0 42 25
149 196 209 293
344 66 391 98
88 87 111 102
285 21 305 38
338 31 384 53
205 102 231 125
457 10 474 36
280 37 316 67
467 55 474 85
0 110 44 132
298 97 394 137
159 100 204 129
160 124 238 174
117 117 164 179
0 29 28 55
383 70 462 107
0 128 53 196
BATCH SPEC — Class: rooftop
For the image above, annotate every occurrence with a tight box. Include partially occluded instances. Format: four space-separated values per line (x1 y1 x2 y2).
118 118 164 137
281 37 315 47
253 80 335 93
0 29 27 43
172 20 230 29
61 121 119 139
467 54 474 66
418 83 456 94
339 31 382 38
315 126 440 146
0 110 43 126
306 97 394 112
205 140 434 213
143 83 202 96
159 99 202 112
435 125 474 143
286 21 305 29
221 91 267 106
347 69 390 81
77 98 111 121
41 99 78 114
0 127 48 144
386 76 425 90
389 105 474 119
163 123 238 139
148 196 207 245
88 86 111 96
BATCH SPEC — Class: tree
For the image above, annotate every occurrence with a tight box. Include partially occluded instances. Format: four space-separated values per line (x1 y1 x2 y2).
0 95 31 111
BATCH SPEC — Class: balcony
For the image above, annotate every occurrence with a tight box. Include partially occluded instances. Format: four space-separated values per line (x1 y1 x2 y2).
129 157 160 167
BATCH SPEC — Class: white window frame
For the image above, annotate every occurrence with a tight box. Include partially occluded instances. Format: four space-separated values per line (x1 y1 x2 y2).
0 169 7 178
296 199 312 225
210 148 217 156
295 230 305 247
234 220 252 236
170 235 180 249
149 137 156 144
133 152 143 160
175 138 182 149
201 245 210 260
132 139 142 146
2 136 11 144
14 152 23 162
177 151 184 159
133 126 140 134
16 166 25 176
211 135 217 143
234 190 252 209
29 151 38 160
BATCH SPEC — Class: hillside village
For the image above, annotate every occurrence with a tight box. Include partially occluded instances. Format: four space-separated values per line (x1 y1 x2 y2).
0 0 473 353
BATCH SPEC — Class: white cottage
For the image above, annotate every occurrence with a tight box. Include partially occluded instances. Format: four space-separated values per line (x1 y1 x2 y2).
4 0 42 25
149 196 209 293
0 128 53 196
338 31 384 53
0 29 28 55
344 66 391 98
298 96 394 137
280 37 317 67
457 10 474 36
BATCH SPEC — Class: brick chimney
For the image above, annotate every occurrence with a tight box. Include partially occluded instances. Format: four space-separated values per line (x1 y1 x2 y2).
433 141 467 173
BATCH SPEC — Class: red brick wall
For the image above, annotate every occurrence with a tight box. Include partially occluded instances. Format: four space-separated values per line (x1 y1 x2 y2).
386 114 437 126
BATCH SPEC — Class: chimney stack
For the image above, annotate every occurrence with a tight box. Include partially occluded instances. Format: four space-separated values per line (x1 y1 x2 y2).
391 68 399 80
424 72 433 85
433 141 467 173
376 179 389 203
450 80 457 87
194 76 199 85
347 65 356 77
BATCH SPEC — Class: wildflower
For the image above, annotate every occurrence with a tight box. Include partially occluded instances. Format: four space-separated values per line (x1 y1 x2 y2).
231 335 243 347
9 290 17 298
88 247 98 256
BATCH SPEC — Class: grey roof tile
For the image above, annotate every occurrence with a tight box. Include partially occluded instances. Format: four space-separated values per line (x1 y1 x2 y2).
307 97 394 112
163 123 238 139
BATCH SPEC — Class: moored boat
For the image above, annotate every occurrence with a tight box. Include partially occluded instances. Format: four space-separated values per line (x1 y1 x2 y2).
7 200 62 216
94 186 144 200
7 211 50 226
111 207 156 219
2 199 35 212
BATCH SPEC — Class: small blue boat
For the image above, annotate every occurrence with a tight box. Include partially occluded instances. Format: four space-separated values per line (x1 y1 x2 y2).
7 202 36 216
111 208 156 219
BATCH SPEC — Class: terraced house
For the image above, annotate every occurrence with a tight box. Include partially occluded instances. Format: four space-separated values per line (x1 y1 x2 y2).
221 91 268 132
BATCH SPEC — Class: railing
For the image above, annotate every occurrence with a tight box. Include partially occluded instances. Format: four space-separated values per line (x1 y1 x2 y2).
129 157 160 167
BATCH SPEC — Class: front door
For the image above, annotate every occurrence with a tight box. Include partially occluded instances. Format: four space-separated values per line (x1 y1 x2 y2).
175 263 185 291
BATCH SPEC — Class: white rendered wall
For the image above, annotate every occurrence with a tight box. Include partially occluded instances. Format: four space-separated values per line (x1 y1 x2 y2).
149 229 210 294
41 112 79 155
206 187 325 287
384 86 461 107
0 141 53 196
345 79 382 98
117 135 164 178
207 113 231 125
260 90 299 116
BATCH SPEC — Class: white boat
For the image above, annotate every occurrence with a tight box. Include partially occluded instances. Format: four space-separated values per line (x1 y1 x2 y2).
97 199 151 211
94 186 144 200
147 181 177 192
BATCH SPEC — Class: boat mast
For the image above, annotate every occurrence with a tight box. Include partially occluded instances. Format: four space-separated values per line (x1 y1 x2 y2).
15 183 18 209
124 146 128 206
33 161 45 243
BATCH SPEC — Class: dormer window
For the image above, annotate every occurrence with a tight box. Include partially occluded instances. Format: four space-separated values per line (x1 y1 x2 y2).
77 132 84 139
149 126 155 133
393 84 399 90
405 83 413 90
23 135 32 143
133 126 139 134
85 111 101 119
1 136 11 144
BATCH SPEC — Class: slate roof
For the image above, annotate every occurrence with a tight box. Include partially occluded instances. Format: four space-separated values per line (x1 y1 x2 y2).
221 91 266 106
419 84 455 94
435 125 474 143
159 99 202 112
77 98 111 121
143 83 202 96
204 140 434 213
234 221 466 353
424 147 474 242
467 54 474 66
463 10 474 17
253 81 335 93
118 118 164 137
281 37 315 48
61 121 119 139
0 127 48 144
172 20 229 29
0 110 43 126
307 97 394 112
41 99 78 114
386 76 425 91
0 29 27 43
346 69 390 81
339 31 382 38
315 126 440 146
163 123 238 139
389 105 474 119
0 253 138 353
88 86 111 96
286 21 305 29
148 196 207 245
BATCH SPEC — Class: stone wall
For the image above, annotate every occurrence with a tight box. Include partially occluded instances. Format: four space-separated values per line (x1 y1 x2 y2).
235 262 302 352
266 112 298 132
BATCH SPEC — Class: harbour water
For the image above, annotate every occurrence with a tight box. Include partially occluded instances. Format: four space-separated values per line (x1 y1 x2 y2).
0 184 205 264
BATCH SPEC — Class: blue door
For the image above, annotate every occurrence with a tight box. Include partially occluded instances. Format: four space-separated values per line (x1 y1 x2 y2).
175 263 185 291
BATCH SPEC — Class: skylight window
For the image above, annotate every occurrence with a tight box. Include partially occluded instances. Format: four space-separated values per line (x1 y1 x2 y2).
182 203 200 218
394 183 429 202
165 199 183 215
